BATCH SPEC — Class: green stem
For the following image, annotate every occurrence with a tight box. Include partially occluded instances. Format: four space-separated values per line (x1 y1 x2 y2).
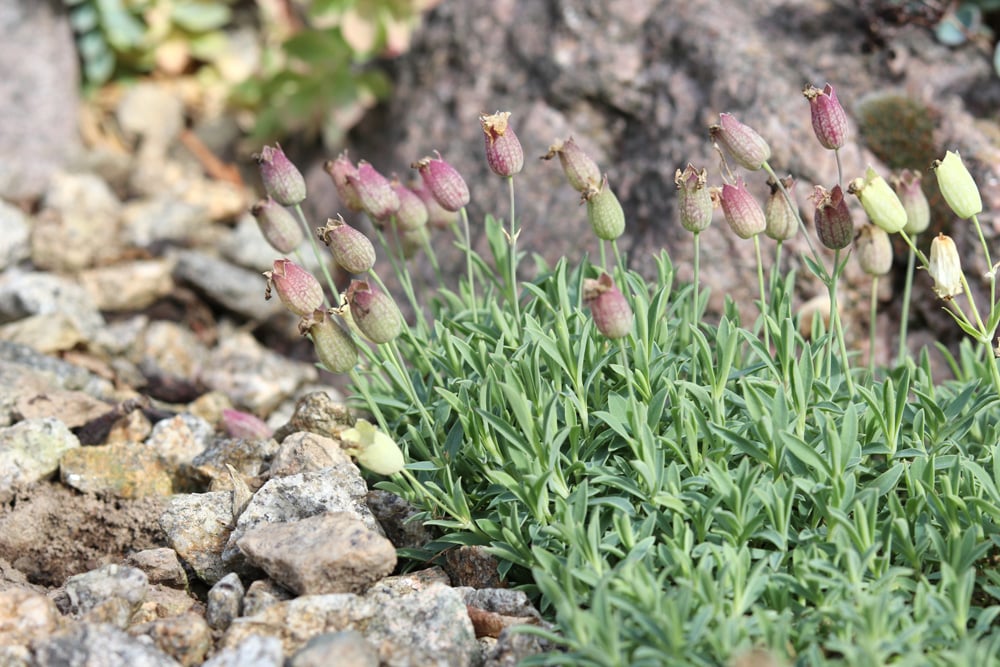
506 176 522 335
611 240 627 291
459 207 478 322
753 234 770 352
293 204 340 303
898 238 918 365
372 226 429 337
762 161 825 279
971 213 997 313
829 249 855 397
869 275 879 379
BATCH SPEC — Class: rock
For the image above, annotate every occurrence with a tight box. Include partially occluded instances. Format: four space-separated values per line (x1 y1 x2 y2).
482 629 555 667
129 613 213 667
190 435 279 487
173 249 286 322
123 197 211 249
117 83 185 158
269 431 354 478
0 271 106 343
132 585 203 625
203 634 284 667
11 390 109 429
366 490 432 550
79 259 176 311
0 558 45 595
0 418 80 503
0 313 88 354
0 361 54 427
33 172 124 271
60 442 173 499
0 342 115 401
242 578 293 617
32 622 182 667
461 588 541 620
237 512 397 595
124 549 189 590
159 491 234 585
289 631 379 667
221 213 329 275
0 0 79 200
272 391 355 442
200 329 318 415
130 320 209 404
0 588 64 648
143 413 214 469
54 563 149 628
206 572 244 631
444 545 504 589
0 201 30 269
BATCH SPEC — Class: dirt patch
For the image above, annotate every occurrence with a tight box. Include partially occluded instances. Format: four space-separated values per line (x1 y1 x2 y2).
0 481 167 587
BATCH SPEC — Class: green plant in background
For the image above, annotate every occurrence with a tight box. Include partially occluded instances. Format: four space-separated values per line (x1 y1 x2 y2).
251 81 1000 663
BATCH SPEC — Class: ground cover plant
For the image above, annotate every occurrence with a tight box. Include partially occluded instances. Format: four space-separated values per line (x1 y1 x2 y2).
253 89 1000 665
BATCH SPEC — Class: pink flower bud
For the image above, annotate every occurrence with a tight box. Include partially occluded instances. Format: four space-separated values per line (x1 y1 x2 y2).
251 196 304 254
299 309 358 373
412 182 459 229
855 224 893 276
541 137 601 192
810 185 854 250
709 113 771 171
263 259 324 316
764 176 798 242
480 111 524 177
318 216 376 274
323 152 364 212
255 144 306 206
674 164 713 234
583 176 626 241
221 408 273 440
891 169 930 235
345 280 403 344
583 273 633 339
390 179 429 231
411 152 470 212
347 161 400 220
719 178 766 239
803 83 848 150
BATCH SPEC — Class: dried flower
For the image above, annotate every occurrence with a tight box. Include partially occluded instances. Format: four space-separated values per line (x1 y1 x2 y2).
931 150 983 219
674 165 713 234
251 196 304 254
764 176 798 242
317 216 376 274
811 185 854 250
411 152 470 212
390 179 429 231
891 169 930 235
803 83 848 150
541 137 602 192
255 144 306 206
709 113 771 171
848 166 907 234
347 161 400 221
719 178 766 239
299 309 358 373
928 233 964 299
339 419 404 475
481 111 524 177
345 280 403 343
583 176 626 241
263 259 324 316
323 152 364 212
855 224 893 276
583 272 633 339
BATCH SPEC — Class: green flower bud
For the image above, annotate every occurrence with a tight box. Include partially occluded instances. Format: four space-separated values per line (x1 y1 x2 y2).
931 151 983 219
848 166 907 234
928 233 964 299
583 176 626 241
339 419 404 475
299 309 358 373
764 175 798 242
855 224 893 276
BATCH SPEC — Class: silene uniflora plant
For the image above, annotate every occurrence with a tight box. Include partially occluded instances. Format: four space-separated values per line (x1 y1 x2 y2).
252 90 1000 665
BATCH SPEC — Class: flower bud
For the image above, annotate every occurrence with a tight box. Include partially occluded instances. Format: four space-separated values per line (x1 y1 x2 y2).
803 83 848 150
718 178 766 239
323 152 364 212
928 233 964 299
339 419 404 475
221 408 273 440
411 152 470 212
347 161 400 221
811 185 854 250
848 166 907 234
764 176 798 242
299 309 358 373
931 150 982 219
390 179 429 231
583 272 633 339
583 176 626 241
264 259 324 316
709 113 771 171
318 216 376 274
251 196 304 254
891 169 930 235
481 111 524 177
345 280 403 343
541 137 601 192
412 183 459 229
674 165 713 233
855 224 893 276
255 144 306 206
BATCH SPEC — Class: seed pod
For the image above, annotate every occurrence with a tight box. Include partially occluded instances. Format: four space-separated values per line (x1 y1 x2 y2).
709 113 771 171
323 152 364 212
481 111 524 177
412 182 459 229
541 137 601 192
811 185 854 250
317 216 376 274
263 259 324 316
803 83 848 150
891 169 930 235
345 280 403 344
347 161 400 221
390 179 429 231
764 175 798 242
583 272 633 339
251 196 304 254
255 144 306 206
855 224 893 276
299 309 358 373
719 178 766 239
674 164 713 234
583 176 626 241
848 166 907 234
411 152 470 212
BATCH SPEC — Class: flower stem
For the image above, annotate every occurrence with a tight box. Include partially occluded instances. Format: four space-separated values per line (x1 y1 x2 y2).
897 238 918 365
869 275 879 379
506 176 522 334
753 234 770 352
293 204 340 303
460 207 478 322
830 249 855 397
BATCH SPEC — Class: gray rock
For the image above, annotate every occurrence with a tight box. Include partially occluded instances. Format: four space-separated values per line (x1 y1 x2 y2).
289 631 379 667
237 512 397 595
173 249 286 322
124 549 189 590
221 213 330 275
55 564 149 629
0 342 114 400
0 418 79 503
117 83 185 157
242 578 294 618
10 390 109 429
0 0 79 200
0 201 29 269
272 391 354 443
33 172 124 271
144 413 214 468
60 442 174 499
460 588 541 620
123 197 210 249
130 320 209 402
483 629 555 667
0 588 64 649
203 634 284 667
206 572 244 631
269 431 354 478
366 490 432 550
191 435 280 486
32 622 182 667
159 491 234 585
0 361 54 427
0 270 106 342
128 613 213 667
0 313 87 354
78 259 175 312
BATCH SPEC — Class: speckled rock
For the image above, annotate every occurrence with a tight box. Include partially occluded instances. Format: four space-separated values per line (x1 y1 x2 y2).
366 490 433 550
54 564 149 629
0 588 64 649
0 417 80 503
32 622 182 667
123 197 210 249
444 545 504 590
190 435 279 487
269 431 353 478
129 612 213 667
0 313 88 353
237 512 397 596
143 413 214 469
0 342 114 401
206 572 244 631
11 390 109 429
203 634 284 667
33 172 124 271
0 271 106 343
159 491 234 585
130 320 209 403
132 585 202 625
0 201 30 269
173 250 286 322
60 442 173 499
124 548 189 590
289 630 379 667
79 259 175 311
242 578 294 617
272 391 355 442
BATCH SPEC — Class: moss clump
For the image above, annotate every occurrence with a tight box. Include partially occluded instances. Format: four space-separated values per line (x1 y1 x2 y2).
855 92 940 170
